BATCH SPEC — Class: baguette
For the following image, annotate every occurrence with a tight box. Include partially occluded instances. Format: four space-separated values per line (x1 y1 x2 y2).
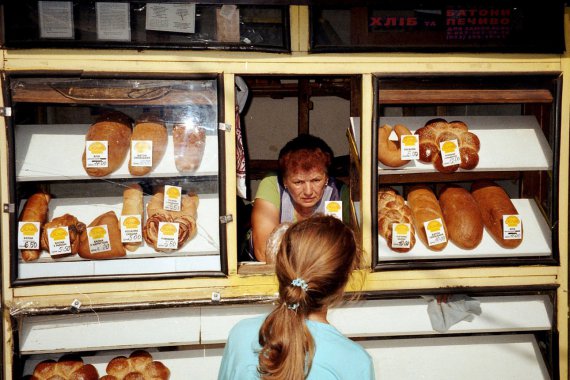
121 184 144 251
18 192 51 261
407 185 448 251
128 114 168 176
82 111 132 177
439 185 483 249
78 211 126 259
377 124 412 167
471 180 523 248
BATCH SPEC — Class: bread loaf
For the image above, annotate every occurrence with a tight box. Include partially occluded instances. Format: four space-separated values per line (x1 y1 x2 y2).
471 180 523 248
377 124 412 167
30 356 99 380
415 118 480 173
78 211 126 259
82 111 132 177
407 185 448 251
18 192 51 261
100 350 170 380
128 114 168 176
377 188 416 252
40 214 86 256
173 124 206 173
121 184 144 251
439 186 483 249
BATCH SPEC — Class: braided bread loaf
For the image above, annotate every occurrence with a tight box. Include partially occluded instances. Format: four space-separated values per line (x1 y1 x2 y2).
30 356 99 380
407 185 448 251
377 124 412 167
100 350 170 380
415 118 480 173
377 188 415 252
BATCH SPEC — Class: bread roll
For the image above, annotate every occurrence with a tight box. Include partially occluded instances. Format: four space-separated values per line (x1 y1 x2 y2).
173 123 206 173
439 186 483 249
407 185 448 251
121 184 144 251
40 214 86 256
30 356 99 380
377 124 412 167
78 211 126 259
471 180 523 248
377 188 415 252
101 350 170 380
18 192 51 261
128 114 168 176
82 111 132 177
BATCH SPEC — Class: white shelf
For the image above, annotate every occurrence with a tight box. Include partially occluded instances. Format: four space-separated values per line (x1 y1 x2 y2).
378 199 551 261
378 116 553 173
15 124 218 181
18 195 221 279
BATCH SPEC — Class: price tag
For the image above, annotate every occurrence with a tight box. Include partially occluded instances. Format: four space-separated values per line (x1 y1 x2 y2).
439 139 461 167
157 222 180 250
503 215 522 240
423 218 447 246
391 223 411 249
47 226 72 256
164 185 182 211
87 225 112 254
18 222 40 250
325 201 343 220
121 215 142 243
85 140 109 168
131 140 153 167
400 135 419 160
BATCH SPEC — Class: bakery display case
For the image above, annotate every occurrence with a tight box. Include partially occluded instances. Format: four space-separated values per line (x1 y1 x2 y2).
373 74 561 270
5 75 226 284
2 1 290 52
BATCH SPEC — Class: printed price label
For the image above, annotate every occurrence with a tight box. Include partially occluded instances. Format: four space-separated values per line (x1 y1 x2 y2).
121 215 143 243
157 222 180 250
325 201 343 220
423 218 447 246
18 222 41 250
503 214 522 240
400 135 419 160
164 185 182 211
87 225 111 254
439 139 461 167
391 223 411 249
131 140 153 167
47 226 72 256
85 140 109 168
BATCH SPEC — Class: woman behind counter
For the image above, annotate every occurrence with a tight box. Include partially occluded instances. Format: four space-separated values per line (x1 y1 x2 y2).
247 134 349 262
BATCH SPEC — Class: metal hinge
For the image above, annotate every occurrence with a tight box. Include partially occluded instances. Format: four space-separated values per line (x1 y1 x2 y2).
219 214 233 224
3 203 15 213
218 122 232 132
0 107 12 117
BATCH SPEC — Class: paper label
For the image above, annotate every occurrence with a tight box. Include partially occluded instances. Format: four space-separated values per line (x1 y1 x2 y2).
39 1 74 39
400 135 419 160
164 185 182 211
47 227 72 256
157 222 180 250
423 218 447 246
439 139 461 167
391 223 411 249
87 225 111 254
146 3 196 34
121 215 143 243
131 140 153 167
325 201 343 220
18 222 40 250
85 140 109 168
96 2 131 41
503 215 522 240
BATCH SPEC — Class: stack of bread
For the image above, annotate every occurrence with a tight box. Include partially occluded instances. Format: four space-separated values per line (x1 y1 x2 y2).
28 356 99 380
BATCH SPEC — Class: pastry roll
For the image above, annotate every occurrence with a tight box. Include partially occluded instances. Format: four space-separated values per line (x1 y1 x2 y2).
40 214 86 256
78 211 126 259
18 192 51 261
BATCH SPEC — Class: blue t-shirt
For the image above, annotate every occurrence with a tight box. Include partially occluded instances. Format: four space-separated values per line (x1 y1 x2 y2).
218 315 375 380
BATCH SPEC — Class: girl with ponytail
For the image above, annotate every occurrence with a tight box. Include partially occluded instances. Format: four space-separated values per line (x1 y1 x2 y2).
219 215 374 380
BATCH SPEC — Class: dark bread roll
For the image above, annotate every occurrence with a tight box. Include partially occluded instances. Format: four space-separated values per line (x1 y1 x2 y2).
439 186 483 249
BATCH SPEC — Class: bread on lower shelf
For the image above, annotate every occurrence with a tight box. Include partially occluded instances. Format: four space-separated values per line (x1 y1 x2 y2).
29 355 99 380
100 350 170 380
